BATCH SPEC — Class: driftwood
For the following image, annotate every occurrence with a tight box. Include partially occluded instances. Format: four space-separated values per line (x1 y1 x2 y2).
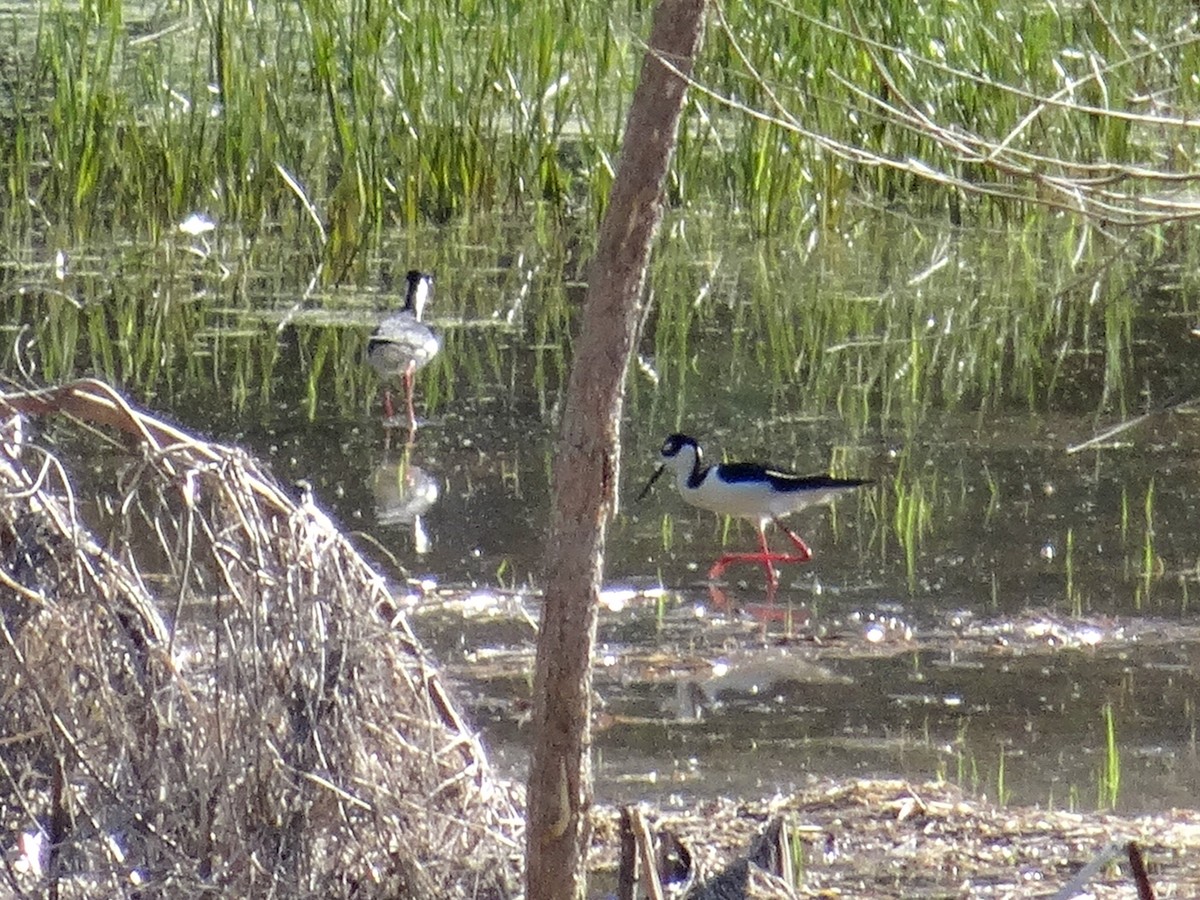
0 378 521 898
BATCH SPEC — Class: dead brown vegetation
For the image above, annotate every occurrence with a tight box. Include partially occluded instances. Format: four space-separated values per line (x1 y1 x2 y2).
0 378 522 898
594 779 1200 898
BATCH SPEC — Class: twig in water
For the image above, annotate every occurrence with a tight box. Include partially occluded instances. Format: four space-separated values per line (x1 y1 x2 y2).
1127 840 1156 900
1067 392 1200 454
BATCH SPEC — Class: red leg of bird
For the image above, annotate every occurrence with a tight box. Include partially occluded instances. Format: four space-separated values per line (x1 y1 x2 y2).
756 524 779 589
773 518 813 563
382 388 395 421
708 550 795 596
708 520 814 594
708 527 793 589
403 365 417 430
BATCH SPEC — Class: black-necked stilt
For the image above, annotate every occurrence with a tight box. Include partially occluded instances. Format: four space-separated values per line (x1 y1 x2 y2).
637 433 871 590
367 269 440 430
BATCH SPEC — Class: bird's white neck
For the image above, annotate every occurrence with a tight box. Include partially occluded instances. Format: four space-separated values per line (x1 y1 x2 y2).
667 444 702 490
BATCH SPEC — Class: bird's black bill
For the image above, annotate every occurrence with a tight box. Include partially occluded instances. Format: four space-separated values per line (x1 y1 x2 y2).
636 465 665 502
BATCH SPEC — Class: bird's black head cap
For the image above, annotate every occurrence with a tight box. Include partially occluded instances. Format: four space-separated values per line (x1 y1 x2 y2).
403 270 434 315
661 433 698 459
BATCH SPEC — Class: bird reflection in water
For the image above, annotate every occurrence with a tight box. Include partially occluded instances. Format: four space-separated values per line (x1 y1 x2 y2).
370 444 439 555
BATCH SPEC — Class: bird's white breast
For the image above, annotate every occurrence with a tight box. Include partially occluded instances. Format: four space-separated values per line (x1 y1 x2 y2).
675 468 835 521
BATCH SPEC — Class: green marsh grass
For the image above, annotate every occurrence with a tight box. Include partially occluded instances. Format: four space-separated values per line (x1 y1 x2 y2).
641 210 1145 446
953 733 981 798
1099 702 1121 810
995 743 1010 807
6 0 1200 245
788 828 805 886
659 512 675 554
1064 526 1081 616
1137 479 1158 610
890 461 932 592
0 0 1185 446
6 0 642 244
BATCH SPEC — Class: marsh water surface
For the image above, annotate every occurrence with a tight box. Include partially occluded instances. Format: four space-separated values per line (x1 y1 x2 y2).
5 209 1200 816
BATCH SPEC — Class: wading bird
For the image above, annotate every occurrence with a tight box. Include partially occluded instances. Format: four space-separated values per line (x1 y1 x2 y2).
367 269 440 432
637 433 871 591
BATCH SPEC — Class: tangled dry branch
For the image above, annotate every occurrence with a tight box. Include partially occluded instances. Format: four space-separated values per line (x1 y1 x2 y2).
0 378 521 898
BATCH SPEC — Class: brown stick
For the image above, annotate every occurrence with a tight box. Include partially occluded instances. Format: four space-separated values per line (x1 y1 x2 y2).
617 808 637 900
1127 841 1156 900
523 2 707 897
632 810 666 900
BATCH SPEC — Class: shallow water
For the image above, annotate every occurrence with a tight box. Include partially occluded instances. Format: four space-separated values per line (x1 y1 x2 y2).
4 209 1200 815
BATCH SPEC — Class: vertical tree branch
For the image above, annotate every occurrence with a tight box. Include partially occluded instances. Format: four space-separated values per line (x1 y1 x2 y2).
524 1 708 897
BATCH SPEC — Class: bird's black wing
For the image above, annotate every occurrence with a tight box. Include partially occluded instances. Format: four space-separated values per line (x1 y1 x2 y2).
719 463 871 494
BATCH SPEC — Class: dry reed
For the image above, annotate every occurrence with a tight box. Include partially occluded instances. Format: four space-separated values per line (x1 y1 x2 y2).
0 378 522 898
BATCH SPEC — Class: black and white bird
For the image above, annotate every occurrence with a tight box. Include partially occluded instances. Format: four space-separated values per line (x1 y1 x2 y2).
367 269 440 430
637 433 871 590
